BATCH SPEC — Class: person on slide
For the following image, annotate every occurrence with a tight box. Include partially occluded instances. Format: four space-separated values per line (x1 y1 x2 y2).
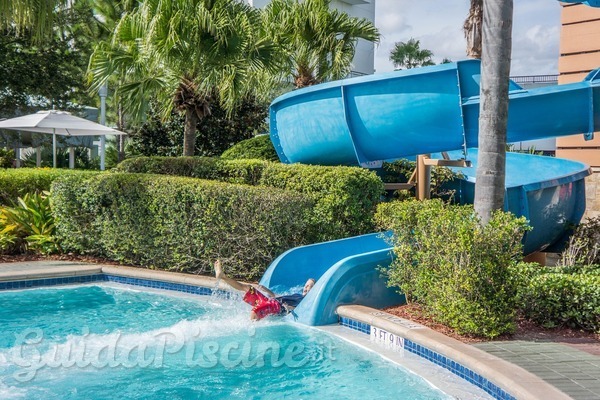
214 259 315 320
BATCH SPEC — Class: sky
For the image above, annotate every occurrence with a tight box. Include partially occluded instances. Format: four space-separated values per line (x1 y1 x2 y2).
373 0 561 76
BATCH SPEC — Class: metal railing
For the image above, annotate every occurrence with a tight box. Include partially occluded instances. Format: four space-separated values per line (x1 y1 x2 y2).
510 75 558 84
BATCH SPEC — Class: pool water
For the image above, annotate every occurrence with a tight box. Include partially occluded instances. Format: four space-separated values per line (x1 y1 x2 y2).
0 284 450 399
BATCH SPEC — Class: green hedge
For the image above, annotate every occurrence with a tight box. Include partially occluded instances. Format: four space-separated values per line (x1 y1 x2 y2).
115 157 384 240
376 199 530 338
0 168 98 205
51 173 315 280
221 135 279 162
514 264 600 332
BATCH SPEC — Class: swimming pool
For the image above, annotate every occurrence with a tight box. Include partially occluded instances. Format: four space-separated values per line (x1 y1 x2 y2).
0 283 455 399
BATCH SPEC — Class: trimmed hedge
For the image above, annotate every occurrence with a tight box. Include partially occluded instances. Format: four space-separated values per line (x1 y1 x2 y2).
514 264 600 332
51 173 315 280
0 168 98 205
221 135 279 162
115 157 384 240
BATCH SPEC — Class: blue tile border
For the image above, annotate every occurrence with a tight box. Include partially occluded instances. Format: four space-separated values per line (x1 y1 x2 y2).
0 274 107 290
339 316 516 400
0 274 230 298
339 316 371 334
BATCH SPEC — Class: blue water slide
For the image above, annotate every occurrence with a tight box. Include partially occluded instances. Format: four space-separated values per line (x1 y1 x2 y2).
259 233 404 326
265 60 596 325
270 60 600 166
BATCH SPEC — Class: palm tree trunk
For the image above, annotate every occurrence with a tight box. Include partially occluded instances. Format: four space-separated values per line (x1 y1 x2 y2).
473 0 513 225
117 101 126 162
183 107 198 157
464 0 483 59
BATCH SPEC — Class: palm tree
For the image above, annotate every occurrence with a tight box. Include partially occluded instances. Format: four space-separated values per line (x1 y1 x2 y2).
389 38 435 70
473 0 513 224
89 0 275 157
262 0 379 89
464 0 483 59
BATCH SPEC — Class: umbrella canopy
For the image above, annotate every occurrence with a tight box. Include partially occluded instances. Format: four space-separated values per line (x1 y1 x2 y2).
0 110 126 169
0 110 125 136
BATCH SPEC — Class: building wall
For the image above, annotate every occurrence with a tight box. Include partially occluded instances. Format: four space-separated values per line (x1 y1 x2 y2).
557 3 600 167
244 0 375 75
330 0 375 75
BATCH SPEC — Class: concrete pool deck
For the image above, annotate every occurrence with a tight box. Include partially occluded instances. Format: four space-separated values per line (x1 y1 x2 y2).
1 260 598 400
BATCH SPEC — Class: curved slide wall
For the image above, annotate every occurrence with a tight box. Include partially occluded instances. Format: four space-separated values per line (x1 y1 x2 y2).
259 233 404 326
270 60 600 167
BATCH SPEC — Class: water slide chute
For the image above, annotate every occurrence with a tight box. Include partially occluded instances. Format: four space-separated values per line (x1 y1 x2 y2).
264 60 595 325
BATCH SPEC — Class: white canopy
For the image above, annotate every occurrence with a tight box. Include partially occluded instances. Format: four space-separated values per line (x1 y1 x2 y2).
0 110 126 169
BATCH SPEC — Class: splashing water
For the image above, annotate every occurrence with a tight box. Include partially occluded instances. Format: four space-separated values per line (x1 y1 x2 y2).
0 284 450 400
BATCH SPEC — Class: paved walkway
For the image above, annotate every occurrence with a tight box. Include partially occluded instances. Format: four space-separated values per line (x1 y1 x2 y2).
474 340 600 399
1 261 600 399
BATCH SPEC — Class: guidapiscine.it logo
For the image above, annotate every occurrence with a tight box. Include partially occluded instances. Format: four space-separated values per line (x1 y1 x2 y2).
6 325 336 382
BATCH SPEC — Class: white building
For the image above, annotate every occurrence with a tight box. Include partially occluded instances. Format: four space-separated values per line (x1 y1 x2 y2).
245 0 375 76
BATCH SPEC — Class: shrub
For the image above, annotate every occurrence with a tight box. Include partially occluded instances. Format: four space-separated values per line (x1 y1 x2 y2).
260 163 383 239
116 157 384 240
513 264 600 332
52 173 315 280
376 199 531 338
115 156 224 180
221 135 280 162
0 168 98 205
521 274 600 332
558 216 600 267
0 148 15 168
0 191 59 254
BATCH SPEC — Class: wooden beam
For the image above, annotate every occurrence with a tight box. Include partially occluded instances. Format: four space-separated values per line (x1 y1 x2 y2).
422 158 472 167
384 183 415 191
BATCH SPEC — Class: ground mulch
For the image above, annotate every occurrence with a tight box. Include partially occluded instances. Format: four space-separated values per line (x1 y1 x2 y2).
0 253 135 267
385 303 600 356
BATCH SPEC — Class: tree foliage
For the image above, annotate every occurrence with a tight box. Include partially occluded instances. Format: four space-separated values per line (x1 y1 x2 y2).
262 0 380 88
389 38 434 70
128 98 268 158
0 3 98 118
89 0 276 157
0 0 68 43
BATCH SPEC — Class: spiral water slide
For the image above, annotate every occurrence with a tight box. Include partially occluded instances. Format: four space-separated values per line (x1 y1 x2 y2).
262 60 596 325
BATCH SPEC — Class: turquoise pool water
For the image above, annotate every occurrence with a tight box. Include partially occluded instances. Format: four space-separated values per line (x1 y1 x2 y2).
0 284 450 399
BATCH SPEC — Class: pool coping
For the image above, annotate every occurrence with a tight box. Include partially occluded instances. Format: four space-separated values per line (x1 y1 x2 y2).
336 305 572 400
0 263 574 400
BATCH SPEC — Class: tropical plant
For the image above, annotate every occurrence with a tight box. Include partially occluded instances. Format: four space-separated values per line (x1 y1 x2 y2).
89 0 276 157
0 191 59 254
389 38 435 70
20 146 97 169
472 0 513 225
262 0 380 88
